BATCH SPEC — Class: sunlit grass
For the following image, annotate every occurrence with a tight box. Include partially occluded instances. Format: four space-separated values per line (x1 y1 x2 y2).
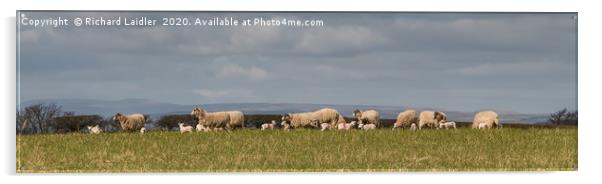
16 127 577 172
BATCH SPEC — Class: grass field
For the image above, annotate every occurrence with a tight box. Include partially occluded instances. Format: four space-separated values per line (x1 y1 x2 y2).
16 127 577 172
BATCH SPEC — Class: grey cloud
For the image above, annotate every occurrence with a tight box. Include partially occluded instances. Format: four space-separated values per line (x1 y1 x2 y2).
18 12 577 114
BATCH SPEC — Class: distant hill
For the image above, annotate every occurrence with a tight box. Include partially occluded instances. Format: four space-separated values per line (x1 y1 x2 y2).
20 98 549 124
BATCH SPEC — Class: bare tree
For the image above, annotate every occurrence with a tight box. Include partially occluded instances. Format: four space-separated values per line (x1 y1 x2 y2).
549 108 578 125
18 103 63 134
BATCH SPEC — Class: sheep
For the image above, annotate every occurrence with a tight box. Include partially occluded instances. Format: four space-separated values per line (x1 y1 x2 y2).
309 108 342 128
87 125 102 134
353 109 380 128
410 123 417 131
358 123 376 131
178 122 193 134
320 123 331 131
113 113 145 132
418 111 447 129
281 112 314 128
261 120 277 130
337 121 357 130
225 111 245 130
140 127 146 134
191 107 231 131
472 111 501 129
392 109 418 129
439 121 457 129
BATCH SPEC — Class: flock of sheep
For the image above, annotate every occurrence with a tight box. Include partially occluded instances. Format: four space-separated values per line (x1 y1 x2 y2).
86 107 502 134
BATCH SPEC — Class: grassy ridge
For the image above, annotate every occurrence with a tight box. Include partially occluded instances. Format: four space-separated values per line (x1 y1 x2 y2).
17 128 577 172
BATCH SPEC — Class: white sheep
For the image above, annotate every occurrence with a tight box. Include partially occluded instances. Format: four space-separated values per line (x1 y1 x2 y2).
140 127 146 134
393 109 417 129
178 122 193 134
439 121 457 129
87 125 102 134
261 120 277 130
337 121 357 130
410 123 417 131
320 123 331 131
310 108 341 128
113 113 145 132
472 111 501 129
358 123 376 131
281 112 313 128
418 111 447 129
224 111 245 130
353 109 380 128
190 107 231 131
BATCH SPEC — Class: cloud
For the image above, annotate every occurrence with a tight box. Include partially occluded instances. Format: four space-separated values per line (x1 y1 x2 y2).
296 26 386 54
455 60 566 76
17 12 577 113
214 64 269 80
192 88 253 98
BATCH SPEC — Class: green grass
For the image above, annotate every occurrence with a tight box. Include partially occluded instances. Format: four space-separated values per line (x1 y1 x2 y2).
16 127 577 172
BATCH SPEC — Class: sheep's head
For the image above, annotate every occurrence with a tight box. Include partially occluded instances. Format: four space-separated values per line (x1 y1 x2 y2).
353 109 362 119
191 107 207 118
178 122 184 127
87 126 93 130
309 119 319 127
434 112 447 122
281 114 292 123
113 113 125 122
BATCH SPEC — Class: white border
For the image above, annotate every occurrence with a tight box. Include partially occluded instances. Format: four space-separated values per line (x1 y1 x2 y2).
2 0 600 184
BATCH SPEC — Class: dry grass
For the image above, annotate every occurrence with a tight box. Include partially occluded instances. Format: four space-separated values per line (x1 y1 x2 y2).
16 127 577 172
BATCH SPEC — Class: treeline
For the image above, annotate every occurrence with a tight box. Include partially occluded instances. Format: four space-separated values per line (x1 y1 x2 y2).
16 103 578 134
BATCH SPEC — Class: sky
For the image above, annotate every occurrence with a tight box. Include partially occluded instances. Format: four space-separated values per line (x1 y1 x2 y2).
17 12 577 114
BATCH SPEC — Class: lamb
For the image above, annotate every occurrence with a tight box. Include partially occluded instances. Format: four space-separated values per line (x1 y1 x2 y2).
87 125 102 134
418 111 447 129
353 109 380 128
358 123 376 131
140 127 146 134
261 120 277 130
472 111 501 129
320 123 331 131
178 122 193 134
335 114 348 126
439 121 457 129
113 113 145 132
393 109 418 129
191 107 231 131
410 123 417 131
337 121 357 130
196 123 209 132
280 121 292 131
478 122 490 129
